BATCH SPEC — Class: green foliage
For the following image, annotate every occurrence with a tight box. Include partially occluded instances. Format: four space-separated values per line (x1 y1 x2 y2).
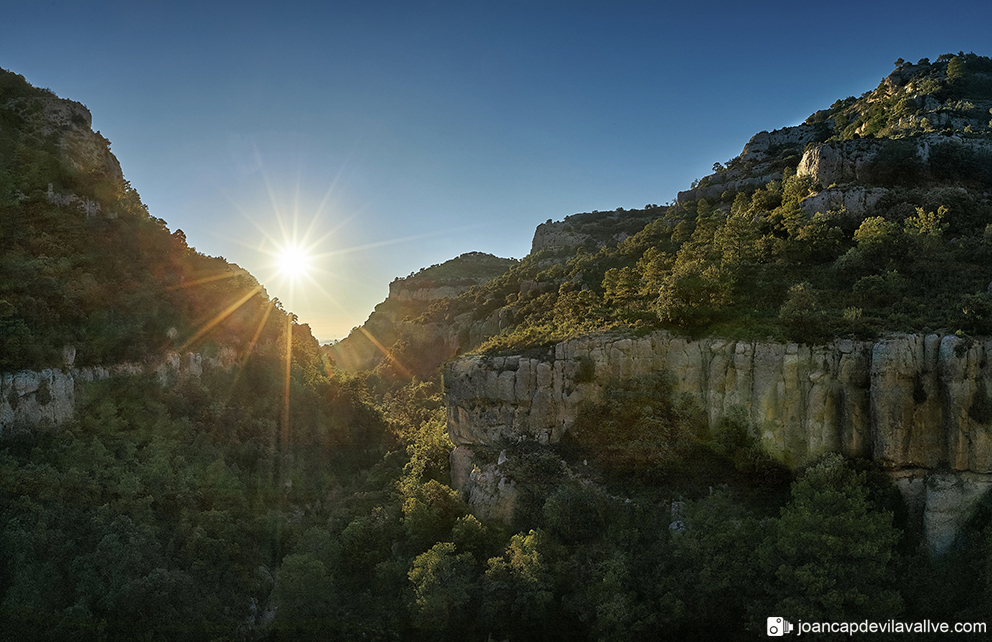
407 542 477 635
666 491 768 637
568 373 701 480
763 454 903 622
778 282 824 339
481 530 554 636
398 251 518 290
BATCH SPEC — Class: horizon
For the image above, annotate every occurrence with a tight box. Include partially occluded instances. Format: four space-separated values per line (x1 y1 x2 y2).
4 0 992 341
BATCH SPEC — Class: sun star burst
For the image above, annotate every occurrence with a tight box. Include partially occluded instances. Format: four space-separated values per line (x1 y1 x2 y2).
276 243 312 280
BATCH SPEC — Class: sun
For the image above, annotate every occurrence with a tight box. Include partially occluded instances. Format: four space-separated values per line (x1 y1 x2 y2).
275 243 312 280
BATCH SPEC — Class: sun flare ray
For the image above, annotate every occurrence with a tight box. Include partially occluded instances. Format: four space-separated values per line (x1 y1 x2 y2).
177 285 263 354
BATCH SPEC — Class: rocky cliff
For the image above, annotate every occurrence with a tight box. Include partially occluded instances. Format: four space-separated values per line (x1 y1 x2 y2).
4 92 124 190
0 348 235 436
676 55 992 218
444 330 992 553
530 207 666 256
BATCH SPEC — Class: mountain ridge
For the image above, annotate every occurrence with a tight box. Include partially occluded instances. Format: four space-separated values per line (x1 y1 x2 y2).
0 67 323 376
333 52 992 382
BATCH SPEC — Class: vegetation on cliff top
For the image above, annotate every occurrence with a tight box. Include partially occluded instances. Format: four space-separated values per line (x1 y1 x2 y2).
408 54 992 355
394 252 519 290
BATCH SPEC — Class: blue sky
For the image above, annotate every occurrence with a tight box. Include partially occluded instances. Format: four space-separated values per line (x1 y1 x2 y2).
4 1 991 340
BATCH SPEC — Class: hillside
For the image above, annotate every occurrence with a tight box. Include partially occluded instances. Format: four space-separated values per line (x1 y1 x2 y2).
0 68 307 372
0 68 404 639
327 251 519 377
335 53 992 376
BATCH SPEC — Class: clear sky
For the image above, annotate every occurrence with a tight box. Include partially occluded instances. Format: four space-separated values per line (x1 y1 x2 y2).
4 0 991 341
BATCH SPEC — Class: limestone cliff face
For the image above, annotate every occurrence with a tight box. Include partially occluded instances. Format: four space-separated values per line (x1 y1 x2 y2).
447 332 868 462
0 349 233 436
795 138 884 186
444 331 992 551
5 94 124 185
0 369 77 432
798 185 889 216
739 123 825 163
796 134 992 188
530 219 599 255
446 331 992 470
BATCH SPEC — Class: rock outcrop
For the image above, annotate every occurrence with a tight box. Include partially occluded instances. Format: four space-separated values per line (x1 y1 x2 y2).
327 253 518 374
530 218 599 255
675 122 832 204
46 183 114 218
0 349 233 436
798 185 889 216
796 133 992 189
796 139 885 186
738 123 825 163
4 94 124 184
444 331 992 552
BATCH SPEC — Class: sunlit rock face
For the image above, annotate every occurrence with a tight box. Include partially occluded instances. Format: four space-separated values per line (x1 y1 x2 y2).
739 124 825 163
444 330 992 553
675 123 828 204
796 134 992 188
795 139 884 186
445 332 878 466
530 219 597 255
798 185 889 216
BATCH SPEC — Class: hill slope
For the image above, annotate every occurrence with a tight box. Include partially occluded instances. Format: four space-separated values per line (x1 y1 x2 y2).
0 67 312 371
337 53 992 381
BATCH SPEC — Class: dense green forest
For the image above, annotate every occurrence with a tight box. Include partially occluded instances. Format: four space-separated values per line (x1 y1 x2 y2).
421 172 992 356
7 55 992 640
8 364 992 640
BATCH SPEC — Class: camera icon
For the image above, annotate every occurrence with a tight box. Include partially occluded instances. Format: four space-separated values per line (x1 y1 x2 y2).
767 616 794 636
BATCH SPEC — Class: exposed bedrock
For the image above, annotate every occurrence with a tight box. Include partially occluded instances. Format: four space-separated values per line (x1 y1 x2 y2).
444 331 992 552
0 349 234 436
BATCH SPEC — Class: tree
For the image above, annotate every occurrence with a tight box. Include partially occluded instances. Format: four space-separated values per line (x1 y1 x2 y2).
667 491 767 638
273 553 337 635
903 206 948 257
948 55 967 84
656 256 732 327
481 530 555 637
602 266 642 306
408 542 477 636
714 212 759 267
778 281 822 335
762 454 903 622
567 372 699 479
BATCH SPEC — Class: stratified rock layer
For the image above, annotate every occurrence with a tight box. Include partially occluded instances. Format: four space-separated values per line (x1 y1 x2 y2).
0 350 234 435
444 331 992 551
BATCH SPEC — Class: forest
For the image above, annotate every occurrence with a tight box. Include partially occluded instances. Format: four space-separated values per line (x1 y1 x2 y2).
6 358 992 641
